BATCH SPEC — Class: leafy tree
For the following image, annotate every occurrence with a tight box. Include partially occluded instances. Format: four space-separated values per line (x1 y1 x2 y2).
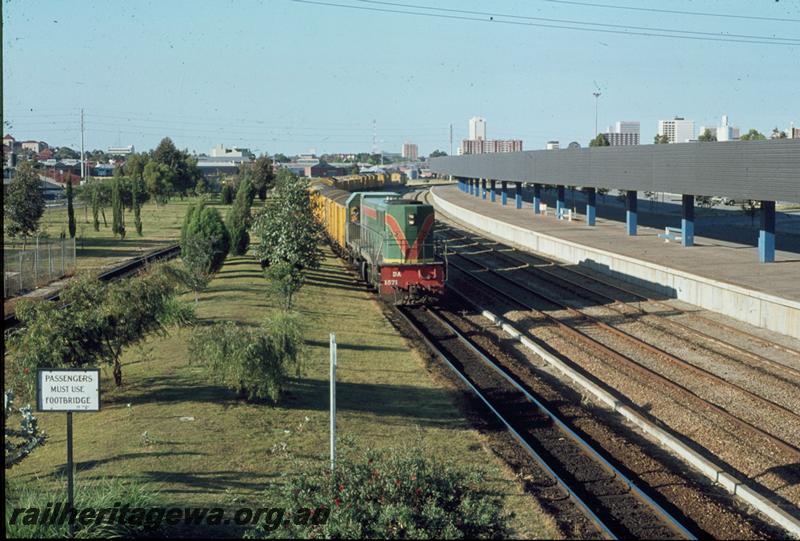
253 171 322 273
188 312 303 403
221 183 234 204
4 391 46 469
251 155 275 200
66 179 76 238
653 134 670 144
4 161 45 242
54 146 80 160
272 153 290 163
740 129 766 141
130 176 147 236
429 149 448 158
246 443 510 539
10 266 192 388
179 232 218 303
152 137 200 197
698 128 717 142
770 127 787 139
124 152 149 180
266 261 305 310
227 177 256 256
588 133 609 147
143 160 174 206
111 168 126 239
181 202 230 273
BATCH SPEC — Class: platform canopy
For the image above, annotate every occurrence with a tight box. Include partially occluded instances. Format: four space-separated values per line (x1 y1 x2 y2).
430 139 800 202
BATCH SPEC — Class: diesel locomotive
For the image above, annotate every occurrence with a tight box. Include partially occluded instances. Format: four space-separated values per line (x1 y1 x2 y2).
310 181 445 303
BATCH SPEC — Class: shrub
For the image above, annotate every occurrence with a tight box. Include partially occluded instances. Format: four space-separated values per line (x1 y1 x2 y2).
4 391 46 469
246 444 510 539
221 184 234 205
5 478 161 538
181 204 230 273
227 178 255 256
188 316 303 403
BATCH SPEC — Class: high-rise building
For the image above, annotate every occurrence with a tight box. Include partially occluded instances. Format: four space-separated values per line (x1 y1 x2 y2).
469 117 487 140
460 139 522 154
698 115 741 142
603 121 640 146
614 121 640 136
658 117 695 143
402 142 418 161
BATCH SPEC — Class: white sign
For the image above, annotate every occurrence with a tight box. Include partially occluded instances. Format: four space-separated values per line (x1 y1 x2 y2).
37 369 100 412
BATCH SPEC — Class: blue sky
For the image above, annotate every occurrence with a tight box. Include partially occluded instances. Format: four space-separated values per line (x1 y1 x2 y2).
3 0 799 156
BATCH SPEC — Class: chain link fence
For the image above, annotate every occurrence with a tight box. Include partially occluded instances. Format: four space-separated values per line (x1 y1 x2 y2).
4 237 76 299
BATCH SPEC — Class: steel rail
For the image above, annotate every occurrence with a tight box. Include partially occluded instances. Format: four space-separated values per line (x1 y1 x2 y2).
445 257 800 459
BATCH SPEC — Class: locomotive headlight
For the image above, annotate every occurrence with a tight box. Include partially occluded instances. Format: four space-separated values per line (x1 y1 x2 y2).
408 213 416 225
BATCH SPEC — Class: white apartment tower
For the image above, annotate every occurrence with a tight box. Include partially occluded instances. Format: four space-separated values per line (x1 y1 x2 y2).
658 117 695 143
604 121 640 146
469 117 487 140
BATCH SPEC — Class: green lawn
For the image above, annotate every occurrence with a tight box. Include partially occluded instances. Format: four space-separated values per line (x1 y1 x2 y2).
9 196 258 273
6 246 559 538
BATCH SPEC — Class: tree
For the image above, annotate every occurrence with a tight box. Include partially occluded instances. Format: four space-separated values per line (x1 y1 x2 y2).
770 127 787 139
54 146 80 160
253 171 322 272
10 266 192 388
221 183 234 204
698 128 717 142
4 161 45 242
111 168 126 239
251 155 275 200
272 153 290 163
653 134 670 144
180 232 218 303
66 179 76 238
589 133 609 147
266 261 305 310
130 176 147 236
181 201 230 273
740 129 766 141
429 149 448 158
143 160 173 206
227 177 255 256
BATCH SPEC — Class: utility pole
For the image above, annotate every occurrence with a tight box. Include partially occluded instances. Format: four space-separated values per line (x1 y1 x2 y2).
592 92 601 137
80 109 85 182
449 123 453 155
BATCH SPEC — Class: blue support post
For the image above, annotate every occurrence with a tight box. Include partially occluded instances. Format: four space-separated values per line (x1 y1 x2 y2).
681 194 694 247
474 179 480 198
481 179 487 199
490 180 496 202
586 188 596 226
501 181 508 206
556 185 565 218
515 182 522 209
470 179 476 196
626 190 638 236
459 178 465 192
759 200 776 263
533 183 541 214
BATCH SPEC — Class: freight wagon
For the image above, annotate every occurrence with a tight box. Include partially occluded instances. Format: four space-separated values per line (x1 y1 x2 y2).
311 182 445 303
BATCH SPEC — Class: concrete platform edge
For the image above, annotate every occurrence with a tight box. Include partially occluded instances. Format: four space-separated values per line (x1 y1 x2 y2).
432 188 800 339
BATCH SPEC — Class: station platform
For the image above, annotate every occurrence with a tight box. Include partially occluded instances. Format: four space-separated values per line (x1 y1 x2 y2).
431 185 800 338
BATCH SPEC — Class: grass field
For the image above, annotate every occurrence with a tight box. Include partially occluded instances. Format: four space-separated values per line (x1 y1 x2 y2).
7 196 255 273
6 246 559 538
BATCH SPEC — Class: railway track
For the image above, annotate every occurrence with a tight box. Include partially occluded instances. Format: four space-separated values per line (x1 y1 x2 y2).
437 224 800 380
3 243 181 332
398 303 697 540
444 251 800 460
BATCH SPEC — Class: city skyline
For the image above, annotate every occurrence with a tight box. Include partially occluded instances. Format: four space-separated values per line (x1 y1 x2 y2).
3 0 799 155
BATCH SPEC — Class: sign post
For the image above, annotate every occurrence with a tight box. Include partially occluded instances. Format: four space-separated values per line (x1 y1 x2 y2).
329 333 337 472
37 368 100 537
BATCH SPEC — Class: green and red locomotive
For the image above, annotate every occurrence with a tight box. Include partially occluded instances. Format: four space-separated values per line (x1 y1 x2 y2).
311 184 446 303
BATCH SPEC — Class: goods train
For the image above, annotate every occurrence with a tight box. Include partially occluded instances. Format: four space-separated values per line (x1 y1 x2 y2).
310 179 445 303
318 172 406 191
